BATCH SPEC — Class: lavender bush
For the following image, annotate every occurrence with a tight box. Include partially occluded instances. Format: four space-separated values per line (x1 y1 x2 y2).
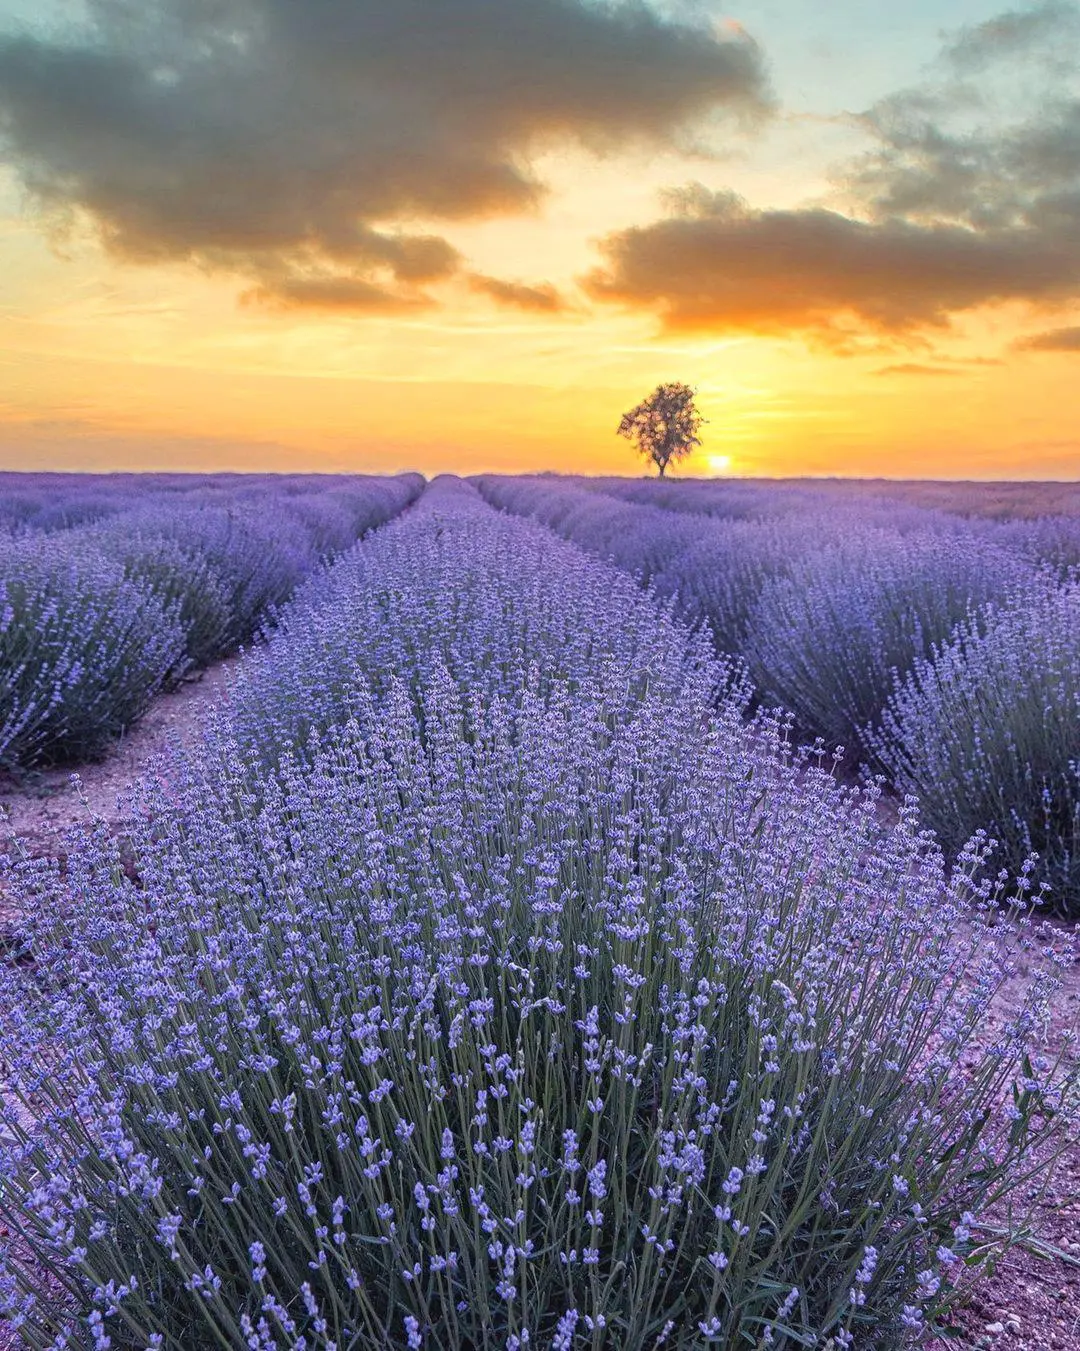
0 482 1073 1350
996 515 1080 580
474 475 701 589
473 477 768 663
0 537 187 768
873 580 1080 917
474 475 1079 889
740 530 1037 760
649 517 827 656
120 506 320 650
105 533 235 674
471 478 1010 675
112 481 417 657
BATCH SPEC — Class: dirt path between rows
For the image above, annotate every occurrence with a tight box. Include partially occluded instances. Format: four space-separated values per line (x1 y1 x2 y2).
0 657 237 876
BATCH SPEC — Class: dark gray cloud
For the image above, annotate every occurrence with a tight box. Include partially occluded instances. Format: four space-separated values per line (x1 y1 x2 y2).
0 0 769 310
846 98 1080 234
1015 324 1080 348
587 2 1080 344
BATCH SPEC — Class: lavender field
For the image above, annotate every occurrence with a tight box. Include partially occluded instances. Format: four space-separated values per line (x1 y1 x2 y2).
476 475 1080 919
0 473 1077 1349
0 473 423 767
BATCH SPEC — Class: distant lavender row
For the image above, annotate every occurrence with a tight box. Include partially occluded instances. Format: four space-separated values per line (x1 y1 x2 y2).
0 472 405 538
3 477 1071 1348
0 473 423 768
586 475 1080 522
473 475 1080 915
585 476 1080 579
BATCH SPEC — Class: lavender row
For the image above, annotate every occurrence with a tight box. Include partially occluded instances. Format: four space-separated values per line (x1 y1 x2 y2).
585 475 1080 523
471 475 1080 915
1 477 1074 1348
872 578 1080 903
222 475 733 768
583 476 1080 576
0 473 423 768
0 473 414 539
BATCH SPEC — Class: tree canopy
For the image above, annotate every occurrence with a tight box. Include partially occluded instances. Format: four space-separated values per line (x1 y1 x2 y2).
617 382 705 477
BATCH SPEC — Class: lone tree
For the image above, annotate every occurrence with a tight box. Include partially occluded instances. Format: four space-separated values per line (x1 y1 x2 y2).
617 382 705 477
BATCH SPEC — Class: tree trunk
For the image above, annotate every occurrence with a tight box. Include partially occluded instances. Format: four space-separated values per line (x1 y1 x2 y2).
657 461 666 477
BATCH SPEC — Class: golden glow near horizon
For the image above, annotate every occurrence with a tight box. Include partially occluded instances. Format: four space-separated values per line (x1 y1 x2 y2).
0 1 1078 479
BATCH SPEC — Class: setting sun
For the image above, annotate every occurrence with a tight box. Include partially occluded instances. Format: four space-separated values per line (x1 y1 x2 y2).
707 454 734 476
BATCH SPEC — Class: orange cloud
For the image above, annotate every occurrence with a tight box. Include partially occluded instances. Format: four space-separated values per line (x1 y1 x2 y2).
1015 324 1080 350
875 363 965 377
584 186 1080 340
467 274 570 313
241 276 432 313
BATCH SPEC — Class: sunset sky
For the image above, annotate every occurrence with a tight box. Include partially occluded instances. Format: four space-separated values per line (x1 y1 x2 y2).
1 0 1079 478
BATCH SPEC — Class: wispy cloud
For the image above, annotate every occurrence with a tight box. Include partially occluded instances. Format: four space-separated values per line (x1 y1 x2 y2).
1014 323 1080 348
875 363 965 377
939 0 1080 73
467 274 571 314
